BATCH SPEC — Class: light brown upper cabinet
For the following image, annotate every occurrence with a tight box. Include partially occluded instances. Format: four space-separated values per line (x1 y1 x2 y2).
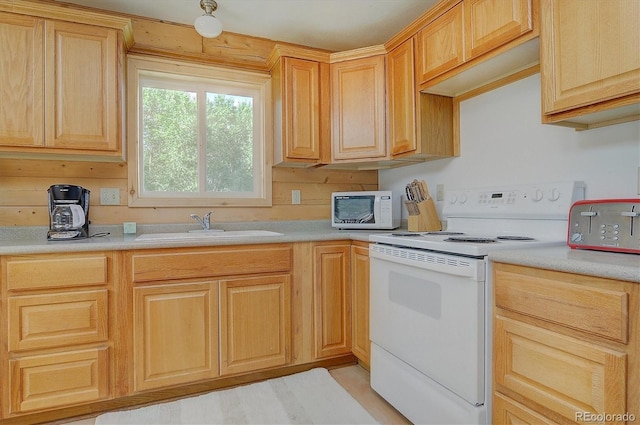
331 52 387 162
540 0 640 129
416 2 465 84
387 38 455 160
45 21 120 153
269 46 331 166
0 12 44 147
416 0 538 96
387 39 418 157
464 0 534 60
0 4 132 160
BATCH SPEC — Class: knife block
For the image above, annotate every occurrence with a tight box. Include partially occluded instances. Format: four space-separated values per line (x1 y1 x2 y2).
407 199 441 232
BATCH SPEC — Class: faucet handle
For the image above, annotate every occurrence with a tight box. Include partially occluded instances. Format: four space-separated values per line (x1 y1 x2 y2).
204 211 213 229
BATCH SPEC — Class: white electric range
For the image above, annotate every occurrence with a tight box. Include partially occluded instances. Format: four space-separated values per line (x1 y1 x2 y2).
368 181 585 425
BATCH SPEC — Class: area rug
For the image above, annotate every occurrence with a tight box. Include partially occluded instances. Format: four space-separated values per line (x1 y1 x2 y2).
95 368 379 424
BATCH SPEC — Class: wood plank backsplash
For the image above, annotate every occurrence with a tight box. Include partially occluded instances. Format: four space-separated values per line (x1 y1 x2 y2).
0 159 377 226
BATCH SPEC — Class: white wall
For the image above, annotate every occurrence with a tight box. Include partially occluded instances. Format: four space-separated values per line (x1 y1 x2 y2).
380 74 640 220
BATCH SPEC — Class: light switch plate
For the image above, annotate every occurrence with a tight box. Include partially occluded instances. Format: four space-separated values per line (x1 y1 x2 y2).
292 190 301 205
436 184 445 201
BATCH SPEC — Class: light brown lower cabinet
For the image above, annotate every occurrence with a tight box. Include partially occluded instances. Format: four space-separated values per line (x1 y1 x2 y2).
1 242 365 422
350 242 370 367
313 242 352 359
492 263 639 425
129 245 293 392
133 281 219 392
0 252 115 418
220 275 291 375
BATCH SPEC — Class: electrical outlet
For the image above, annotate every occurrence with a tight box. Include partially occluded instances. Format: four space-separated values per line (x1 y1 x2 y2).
436 184 445 201
292 190 301 205
100 188 120 205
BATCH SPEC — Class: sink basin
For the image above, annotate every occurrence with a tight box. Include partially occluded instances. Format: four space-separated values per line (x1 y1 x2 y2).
135 230 283 242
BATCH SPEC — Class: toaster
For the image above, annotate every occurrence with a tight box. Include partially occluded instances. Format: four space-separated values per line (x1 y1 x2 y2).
568 199 640 254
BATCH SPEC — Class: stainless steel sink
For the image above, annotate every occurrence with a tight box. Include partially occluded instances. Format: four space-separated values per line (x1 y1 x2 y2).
134 230 283 242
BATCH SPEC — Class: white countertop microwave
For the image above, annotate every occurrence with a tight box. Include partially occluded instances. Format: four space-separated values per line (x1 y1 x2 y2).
331 191 400 230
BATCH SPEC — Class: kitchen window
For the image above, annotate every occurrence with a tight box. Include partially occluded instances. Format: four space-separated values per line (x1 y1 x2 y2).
127 56 272 207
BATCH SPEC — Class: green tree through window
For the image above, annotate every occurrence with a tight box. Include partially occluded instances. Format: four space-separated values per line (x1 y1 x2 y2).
142 87 198 192
205 93 254 192
142 88 254 194
128 57 271 208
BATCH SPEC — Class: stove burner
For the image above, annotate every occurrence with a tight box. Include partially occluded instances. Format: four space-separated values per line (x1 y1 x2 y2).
497 236 536 241
423 231 465 235
391 233 423 237
444 237 497 243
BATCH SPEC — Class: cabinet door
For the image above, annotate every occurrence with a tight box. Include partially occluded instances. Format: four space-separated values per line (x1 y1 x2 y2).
464 0 533 60
540 0 640 114
350 243 370 366
279 57 321 161
494 316 626 423
0 12 43 147
416 3 464 84
44 20 120 152
133 282 218 391
331 55 386 161
313 244 351 358
219 275 291 375
387 39 417 157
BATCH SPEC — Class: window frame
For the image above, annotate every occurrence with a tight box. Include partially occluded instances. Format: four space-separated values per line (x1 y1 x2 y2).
127 55 273 207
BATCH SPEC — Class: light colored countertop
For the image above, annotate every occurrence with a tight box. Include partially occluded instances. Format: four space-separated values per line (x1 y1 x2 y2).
489 246 640 283
0 221 388 255
3 222 636 283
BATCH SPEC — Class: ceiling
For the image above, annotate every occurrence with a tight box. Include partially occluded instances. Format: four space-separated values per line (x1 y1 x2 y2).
53 0 438 51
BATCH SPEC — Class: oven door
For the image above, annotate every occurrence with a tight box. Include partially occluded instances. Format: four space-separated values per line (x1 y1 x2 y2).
369 245 486 406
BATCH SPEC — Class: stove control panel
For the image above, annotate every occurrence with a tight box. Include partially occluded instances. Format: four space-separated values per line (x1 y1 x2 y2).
444 181 586 219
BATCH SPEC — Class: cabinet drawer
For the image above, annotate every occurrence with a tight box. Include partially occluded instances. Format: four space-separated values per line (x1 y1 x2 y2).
130 246 292 283
8 290 108 351
494 316 626 423
493 393 558 425
5 254 109 291
494 264 628 343
10 347 109 413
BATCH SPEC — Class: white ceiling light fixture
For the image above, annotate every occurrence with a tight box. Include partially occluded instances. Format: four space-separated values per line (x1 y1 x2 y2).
194 0 223 38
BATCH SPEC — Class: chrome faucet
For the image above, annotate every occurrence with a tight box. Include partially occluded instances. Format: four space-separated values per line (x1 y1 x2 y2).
190 212 212 230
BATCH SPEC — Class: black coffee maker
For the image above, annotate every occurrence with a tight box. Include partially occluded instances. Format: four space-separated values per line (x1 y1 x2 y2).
47 184 90 240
